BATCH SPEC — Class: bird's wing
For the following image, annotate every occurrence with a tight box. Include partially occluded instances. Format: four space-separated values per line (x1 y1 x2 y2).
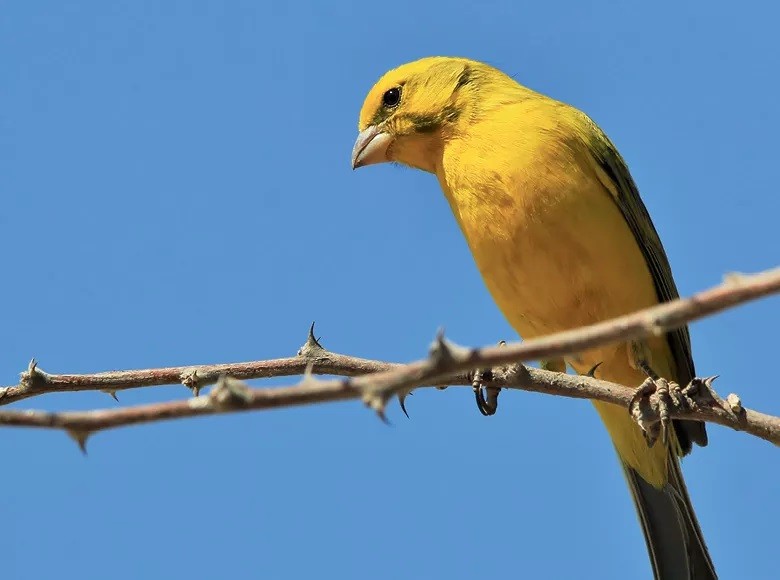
587 125 707 453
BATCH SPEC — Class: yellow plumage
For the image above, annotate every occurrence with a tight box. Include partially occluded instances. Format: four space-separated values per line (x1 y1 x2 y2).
353 56 715 579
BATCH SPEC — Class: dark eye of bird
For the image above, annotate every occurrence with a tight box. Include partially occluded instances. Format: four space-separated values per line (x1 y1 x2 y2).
382 87 401 108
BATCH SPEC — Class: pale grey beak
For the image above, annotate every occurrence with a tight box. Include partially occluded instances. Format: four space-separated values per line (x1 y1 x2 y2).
351 125 392 169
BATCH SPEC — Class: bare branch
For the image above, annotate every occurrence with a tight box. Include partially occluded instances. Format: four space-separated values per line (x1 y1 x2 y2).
0 267 777 449
352 268 780 412
2 268 776 407
0 365 776 448
0 349 400 407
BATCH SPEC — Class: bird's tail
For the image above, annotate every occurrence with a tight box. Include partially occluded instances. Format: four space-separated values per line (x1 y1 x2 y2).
622 455 717 580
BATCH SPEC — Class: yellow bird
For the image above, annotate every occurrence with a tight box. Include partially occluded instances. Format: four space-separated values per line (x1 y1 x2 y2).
352 57 716 580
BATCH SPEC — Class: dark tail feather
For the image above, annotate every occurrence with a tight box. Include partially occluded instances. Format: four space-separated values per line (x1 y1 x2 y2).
622 457 717 579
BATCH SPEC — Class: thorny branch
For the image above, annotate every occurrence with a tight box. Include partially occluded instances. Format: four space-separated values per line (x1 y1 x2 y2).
0 268 778 452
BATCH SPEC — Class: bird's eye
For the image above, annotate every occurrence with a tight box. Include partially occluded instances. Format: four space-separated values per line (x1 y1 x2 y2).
382 87 401 108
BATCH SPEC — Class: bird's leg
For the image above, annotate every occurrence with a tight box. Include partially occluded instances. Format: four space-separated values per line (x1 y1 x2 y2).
629 343 725 448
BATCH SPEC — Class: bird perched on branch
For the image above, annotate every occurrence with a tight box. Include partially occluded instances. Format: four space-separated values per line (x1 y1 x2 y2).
352 56 716 580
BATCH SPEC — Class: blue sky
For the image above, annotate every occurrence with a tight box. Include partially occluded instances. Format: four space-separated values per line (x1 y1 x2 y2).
2 2 778 579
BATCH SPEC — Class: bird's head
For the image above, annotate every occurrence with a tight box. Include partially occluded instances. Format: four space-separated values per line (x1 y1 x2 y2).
351 57 484 174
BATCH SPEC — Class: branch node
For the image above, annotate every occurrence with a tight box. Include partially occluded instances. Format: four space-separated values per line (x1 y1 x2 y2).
642 313 665 336
494 363 532 387
210 376 252 409
181 368 202 397
428 329 470 369
20 358 49 390
727 393 744 415
682 375 721 409
723 272 748 286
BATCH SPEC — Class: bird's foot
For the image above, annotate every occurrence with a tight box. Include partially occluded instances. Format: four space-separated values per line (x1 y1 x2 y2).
470 340 506 416
471 368 500 416
629 375 721 447
629 376 676 447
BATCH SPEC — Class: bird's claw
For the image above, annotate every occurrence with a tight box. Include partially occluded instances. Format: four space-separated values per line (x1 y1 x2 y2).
471 368 500 416
629 376 675 447
629 373 722 447
630 372 726 448
398 390 413 418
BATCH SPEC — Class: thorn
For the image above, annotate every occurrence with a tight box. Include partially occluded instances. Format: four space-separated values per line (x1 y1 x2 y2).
67 429 90 455
20 358 47 389
586 362 603 378
361 391 392 425
376 408 390 425
398 390 412 418
101 389 119 402
308 322 323 347
298 322 325 356
428 329 469 368
431 327 448 357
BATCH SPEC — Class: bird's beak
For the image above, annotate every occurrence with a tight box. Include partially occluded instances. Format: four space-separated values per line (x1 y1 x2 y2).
351 125 392 169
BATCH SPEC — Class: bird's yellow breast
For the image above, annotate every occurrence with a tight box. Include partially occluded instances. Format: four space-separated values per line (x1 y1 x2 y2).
438 101 673 485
